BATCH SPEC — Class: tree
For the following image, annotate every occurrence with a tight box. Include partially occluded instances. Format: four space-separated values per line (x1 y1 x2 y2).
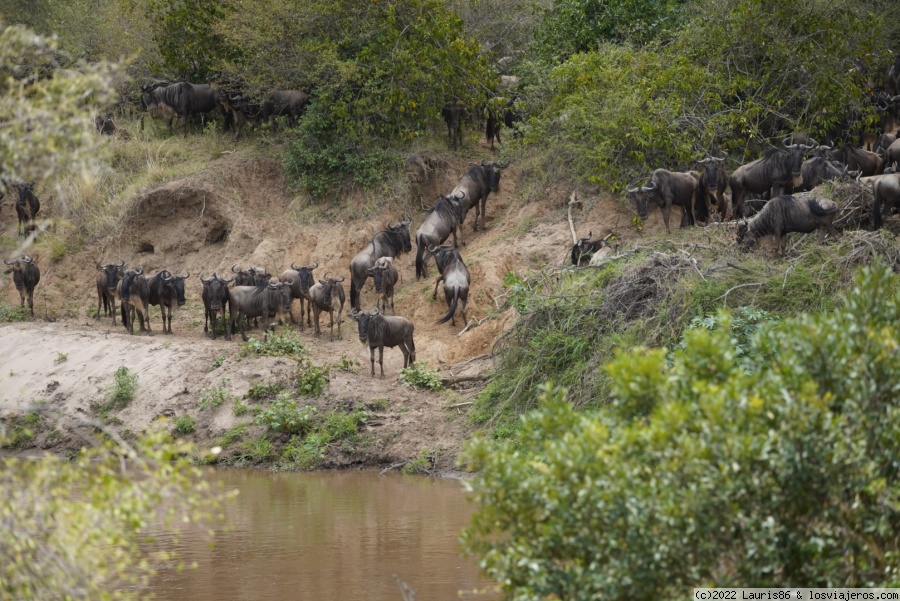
462 264 900 599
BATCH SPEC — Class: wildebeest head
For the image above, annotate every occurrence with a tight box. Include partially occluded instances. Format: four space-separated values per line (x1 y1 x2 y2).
318 273 346 305
200 272 230 310
482 160 508 192
290 258 318 294
626 179 657 220
365 260 392 293
781 136 815 185
699 156 725 186
162 270 190 306
426 244 460 273
388 217 413 253
120 267 144 300
269 277 293 313
736 220 750 249
4 255 34 275
97 258 125 293
348 307 377 343
232 264 270 286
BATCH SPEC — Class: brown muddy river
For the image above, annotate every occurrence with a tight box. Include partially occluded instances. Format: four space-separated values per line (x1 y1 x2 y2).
146 468 499 601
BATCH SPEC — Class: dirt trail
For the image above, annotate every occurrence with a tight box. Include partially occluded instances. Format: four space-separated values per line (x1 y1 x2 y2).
0 150 659 468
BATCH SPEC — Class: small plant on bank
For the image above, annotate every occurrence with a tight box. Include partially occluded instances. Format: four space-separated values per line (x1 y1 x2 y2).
53 352 68 365
211 355 227 369
245 382 282 401
239 331 307 361
199 385 233 410
370 398 390 411
281 432 330 469
402 448 438 475
296 364 327 397
330 354 359 374
0 303 29 323
94 366 138 419
254 393 317 435
399 362 444 391
216 424 247 448
232 399 250 417
1 412 42 450
236 437 274 463
172 415 196 435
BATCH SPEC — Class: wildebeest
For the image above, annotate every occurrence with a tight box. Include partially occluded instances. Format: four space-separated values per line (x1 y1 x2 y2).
261 90 309 130
448 161 505 233
228 279 292 342
200 272 232 340
147 270 189 334
885 55 900 97
3 256 40 317
142 81 225 135
627 169 699 233
729 139 813 218
15 183 40 236
309 274 346 340
118 268 152 335
485 97 520 151
882 139 900 172
428 244 470 326
231 264 271 286
736 195 840 256
696 156 729 221
873 172 900 229
95 259 125 324
348 307 416 378
279 259 318 329
571 232 611 266
442 100 464 150
797 156 848 191
95 114 116 135
349 217 412 310
415 195 465 279
826 144 884 177
874 132 897 155
219 94 259 137
366 256 399 313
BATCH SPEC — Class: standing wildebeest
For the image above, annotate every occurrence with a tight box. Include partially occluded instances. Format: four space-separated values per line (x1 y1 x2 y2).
261 90 309 130
627 169 699 233
349 217 412 310
826 144 884 177
147 270 189 334
442 100 464 150
696 157 729 221
885 55 900 97
415 195 465 279
448 161 506 233
737 195 840 256
485 97 520 151
428 245 470 326
200 272 232 340
95 259 125 324
874 132 897 155
348 307 416 378
280 259 318 329
366 256 399 313
118 268 152 335
142 82 225 135
882 139 900 172
228 279 292 342
309 274 346 340
3 256 40 317
15 183 40 236
873 172 900 229
729 139 813 218
797 156 848 191
231 264 271 286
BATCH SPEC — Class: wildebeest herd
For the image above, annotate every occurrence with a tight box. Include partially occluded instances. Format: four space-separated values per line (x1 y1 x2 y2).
3 161 507 378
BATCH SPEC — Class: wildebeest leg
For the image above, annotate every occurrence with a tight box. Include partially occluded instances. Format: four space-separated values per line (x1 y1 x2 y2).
480 197 488 231
378 345 385 379
408 336 416 366
312 306 321 337
460 296 468 326
27 290 34 317
369 346 376 377
432 276 444 300
238 311 249 342
662 195 673 234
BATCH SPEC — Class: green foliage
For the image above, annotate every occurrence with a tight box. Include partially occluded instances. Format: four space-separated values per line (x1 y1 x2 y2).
0 422 229 600
281 432 330 469
279 407 368 469
215 424 247 448
681 305 781 358
295 364 327 397
402 448 438 475
0 303 28 323
210 355 227 369
237 436 274 463
254 393 317 435
370 398 390 411
53 351 68 364
1 412 42 450
231 399 250 417
198 385 233 410
95 366 137 418
331 354 360 374
171 414 195 435
239 331 307 362
399 362 445 391
462 265 900 598
245 382 283 402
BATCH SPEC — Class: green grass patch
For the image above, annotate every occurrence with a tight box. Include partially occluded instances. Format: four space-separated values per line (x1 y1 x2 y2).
91 366 138 419
0 303 29 323
399 362 444 391
245 382 283 401
1 412 42 450
172 415 196 435
199 385 233 410
239 331 307 361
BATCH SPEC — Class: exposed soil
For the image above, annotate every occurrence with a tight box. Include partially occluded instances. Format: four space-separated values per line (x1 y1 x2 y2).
0 146 669 472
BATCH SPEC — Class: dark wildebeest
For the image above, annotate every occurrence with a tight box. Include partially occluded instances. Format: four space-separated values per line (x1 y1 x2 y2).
415 194 465 279
15 183 40 236
95 114 116 135
349 217 412 310
442 99 464 150
874 132 897 155
142 82 225 135
729 139 813 218
219 94 259 137
3 256 40 317
696 156 729 221
737 195 840 256
348 307 416 378
147 270 189 334
95 259 125 324
797 157 849 192
627 169 699 233
826 144 884 177
873 172 900 229
118 268 152 335
428 244 470 326
309 274 346 340
231 264 271 286
882 139 900 172
485 97 520 151
885 55 900 97
200 272 232 340
366 256 399 314
279 259 318 329
448 161 506 233
571 232 611 266
228 279 292 342
261 90 309 130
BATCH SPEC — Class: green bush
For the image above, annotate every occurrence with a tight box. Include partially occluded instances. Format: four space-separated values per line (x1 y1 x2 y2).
171 415 196 435
198 385 233 410
245 382 282 401
462 264 900 597
399 362 444 391
296 364 327 397
254 393 317 435
93 366 138 418
239 331 307 361
402 448 438 475
1 412 42 450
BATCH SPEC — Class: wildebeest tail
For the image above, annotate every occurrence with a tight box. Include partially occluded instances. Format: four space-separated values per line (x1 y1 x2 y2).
415 234 425 279
120 303 129 328
350 279 359 310
436 288 459 325
808 197 838 217
874 194 885 228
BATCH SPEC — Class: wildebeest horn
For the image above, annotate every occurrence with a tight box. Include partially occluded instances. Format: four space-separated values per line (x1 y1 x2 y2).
348 308 360 320
640 180 656 191
805 138 818 147
454 191 466 201
310 258 319 269
285 278 294 286
135 267 143 274
3 258 14 265
371 307 380 316
181 271 190 279
625 185 640 193
324 271 331 280
402 214 411 226
97 261 104 270
200 272 211 283
162 272 174 281
117 258 125 267
427 244 437 253
232 264 241 273
366 267 375 274
291 261 301 270
222 276 234 283
23 256 33 263
336 275 345 282
782 136 792 147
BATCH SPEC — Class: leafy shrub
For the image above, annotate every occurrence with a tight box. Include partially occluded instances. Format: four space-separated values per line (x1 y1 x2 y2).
199 385 233 410
172 415 196 435
330 354 359 374
254 393 316 435
239 331 307 361
402 448 437 475
231 399 250 417
210 355 227 369
1 412 42 450
462 265 900 597
245 382 282 401
0 303 28 323
296 364 327 397
216 424 247 447
322 409 367 443
94 366 138 418
281 432 329 469
399 362 444 391
53 352 68 365
236 437 274 463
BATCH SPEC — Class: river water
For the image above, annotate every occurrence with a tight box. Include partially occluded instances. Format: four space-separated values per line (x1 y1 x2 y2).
146 468 499 601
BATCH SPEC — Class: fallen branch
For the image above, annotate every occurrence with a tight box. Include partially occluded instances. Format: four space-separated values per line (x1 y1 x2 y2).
714 282 763 305
446 402 475 409
379 461 407 476
441 374 489 386
567 190 582 245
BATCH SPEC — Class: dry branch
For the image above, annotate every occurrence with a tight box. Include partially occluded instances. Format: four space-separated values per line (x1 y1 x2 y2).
567 190 581 245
